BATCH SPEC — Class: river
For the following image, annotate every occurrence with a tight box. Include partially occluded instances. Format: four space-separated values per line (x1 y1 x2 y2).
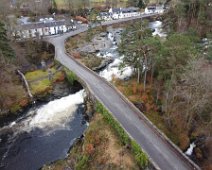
0 89 87 170
96 20 167 81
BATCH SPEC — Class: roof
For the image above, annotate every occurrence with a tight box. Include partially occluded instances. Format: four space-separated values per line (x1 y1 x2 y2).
147 5 156 10
111 7 139 13
15 20 70 31
99 12 110 16
112 8 121 13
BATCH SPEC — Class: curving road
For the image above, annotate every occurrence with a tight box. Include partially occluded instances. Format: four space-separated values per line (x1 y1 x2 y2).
45 14 200 170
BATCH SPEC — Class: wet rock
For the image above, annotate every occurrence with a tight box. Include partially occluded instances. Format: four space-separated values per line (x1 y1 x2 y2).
84 96 94 120
92 58 114 72
52 82 70 98
100 32 107 37
133 101 146 112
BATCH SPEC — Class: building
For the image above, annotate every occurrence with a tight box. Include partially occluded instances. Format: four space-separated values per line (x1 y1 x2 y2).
144 4 164 14
102 7 140 20
12 19 76 39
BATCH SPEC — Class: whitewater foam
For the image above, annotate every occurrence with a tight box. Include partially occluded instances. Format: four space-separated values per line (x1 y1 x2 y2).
185 142 196 156
0 90 85 136
27 90 85 132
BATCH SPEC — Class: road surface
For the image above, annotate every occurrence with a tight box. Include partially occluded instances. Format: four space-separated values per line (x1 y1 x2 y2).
45 14 200 170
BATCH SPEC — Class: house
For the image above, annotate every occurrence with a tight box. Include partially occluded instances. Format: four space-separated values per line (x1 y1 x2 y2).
97 12 112 21
12 19 76 39
108 7 140 20
144 4 164 14
144 4 156 14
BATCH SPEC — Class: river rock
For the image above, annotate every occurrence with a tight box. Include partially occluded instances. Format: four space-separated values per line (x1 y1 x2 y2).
99 32 107 37
52 82 70 98
78 34 113 54
92 58 114 72
84 96 94 120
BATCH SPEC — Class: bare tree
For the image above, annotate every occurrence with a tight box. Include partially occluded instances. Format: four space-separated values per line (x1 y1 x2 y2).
164 58 212 134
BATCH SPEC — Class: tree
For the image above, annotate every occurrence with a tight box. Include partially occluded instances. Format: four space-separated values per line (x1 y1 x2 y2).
155 33 197 82
112 0 118 8
119 21 160 91
127 0 137 7
0 21 15 60
49 0 58 13
169 0 212 34
127 0 148 8
163 58 212 135
0 0 11 21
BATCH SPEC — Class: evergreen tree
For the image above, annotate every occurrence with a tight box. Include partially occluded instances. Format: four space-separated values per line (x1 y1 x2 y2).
128 0 148 8
0 21 15 60
119 21 160 90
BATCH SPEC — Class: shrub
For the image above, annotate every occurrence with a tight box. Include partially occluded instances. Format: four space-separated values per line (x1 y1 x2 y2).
96 101 149 169
131 140 149 168
65 69 77 85
75 155 89 170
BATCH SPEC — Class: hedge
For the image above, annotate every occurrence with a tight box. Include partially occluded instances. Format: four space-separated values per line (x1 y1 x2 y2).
64 68 77 85
96 101 149 169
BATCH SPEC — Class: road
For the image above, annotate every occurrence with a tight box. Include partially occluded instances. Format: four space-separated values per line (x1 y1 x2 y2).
45 14 200 170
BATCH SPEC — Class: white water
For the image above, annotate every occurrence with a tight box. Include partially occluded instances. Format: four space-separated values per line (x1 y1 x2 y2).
149 21 167 38
185 142 196 156
1 90 85 135
96 21 166 82
98 30 134 81
0 90 87 170
27 89 85 132
99 58 133 81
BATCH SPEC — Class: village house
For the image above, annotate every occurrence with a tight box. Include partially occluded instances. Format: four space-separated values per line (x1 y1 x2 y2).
144 4 164 14
110 7 140 19
98 7 140 21
12 19 76 39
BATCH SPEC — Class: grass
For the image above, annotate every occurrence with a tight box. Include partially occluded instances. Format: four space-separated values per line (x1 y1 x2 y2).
96 102 149 169
30 79 52 96
64 68 77 85
25 68 57 82
25 67 65 96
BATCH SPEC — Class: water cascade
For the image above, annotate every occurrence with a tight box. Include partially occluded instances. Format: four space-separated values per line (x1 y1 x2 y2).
185 142 196 156
0 90 87 170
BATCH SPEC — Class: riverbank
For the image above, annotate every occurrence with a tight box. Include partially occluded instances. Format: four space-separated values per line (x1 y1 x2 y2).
0 40 55 118
42 106 152 170
0 54 89 169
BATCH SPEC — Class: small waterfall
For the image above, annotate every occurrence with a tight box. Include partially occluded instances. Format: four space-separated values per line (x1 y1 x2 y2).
17 70 33 99
108 32 114 41
185 142 196 156
0 90 87 170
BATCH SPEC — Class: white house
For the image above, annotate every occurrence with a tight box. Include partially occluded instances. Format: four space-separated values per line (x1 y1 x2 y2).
108 7 140 20
145 5 164 14
13 19 76 39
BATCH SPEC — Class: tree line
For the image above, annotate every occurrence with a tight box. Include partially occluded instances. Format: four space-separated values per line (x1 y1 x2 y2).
118 18 212 154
